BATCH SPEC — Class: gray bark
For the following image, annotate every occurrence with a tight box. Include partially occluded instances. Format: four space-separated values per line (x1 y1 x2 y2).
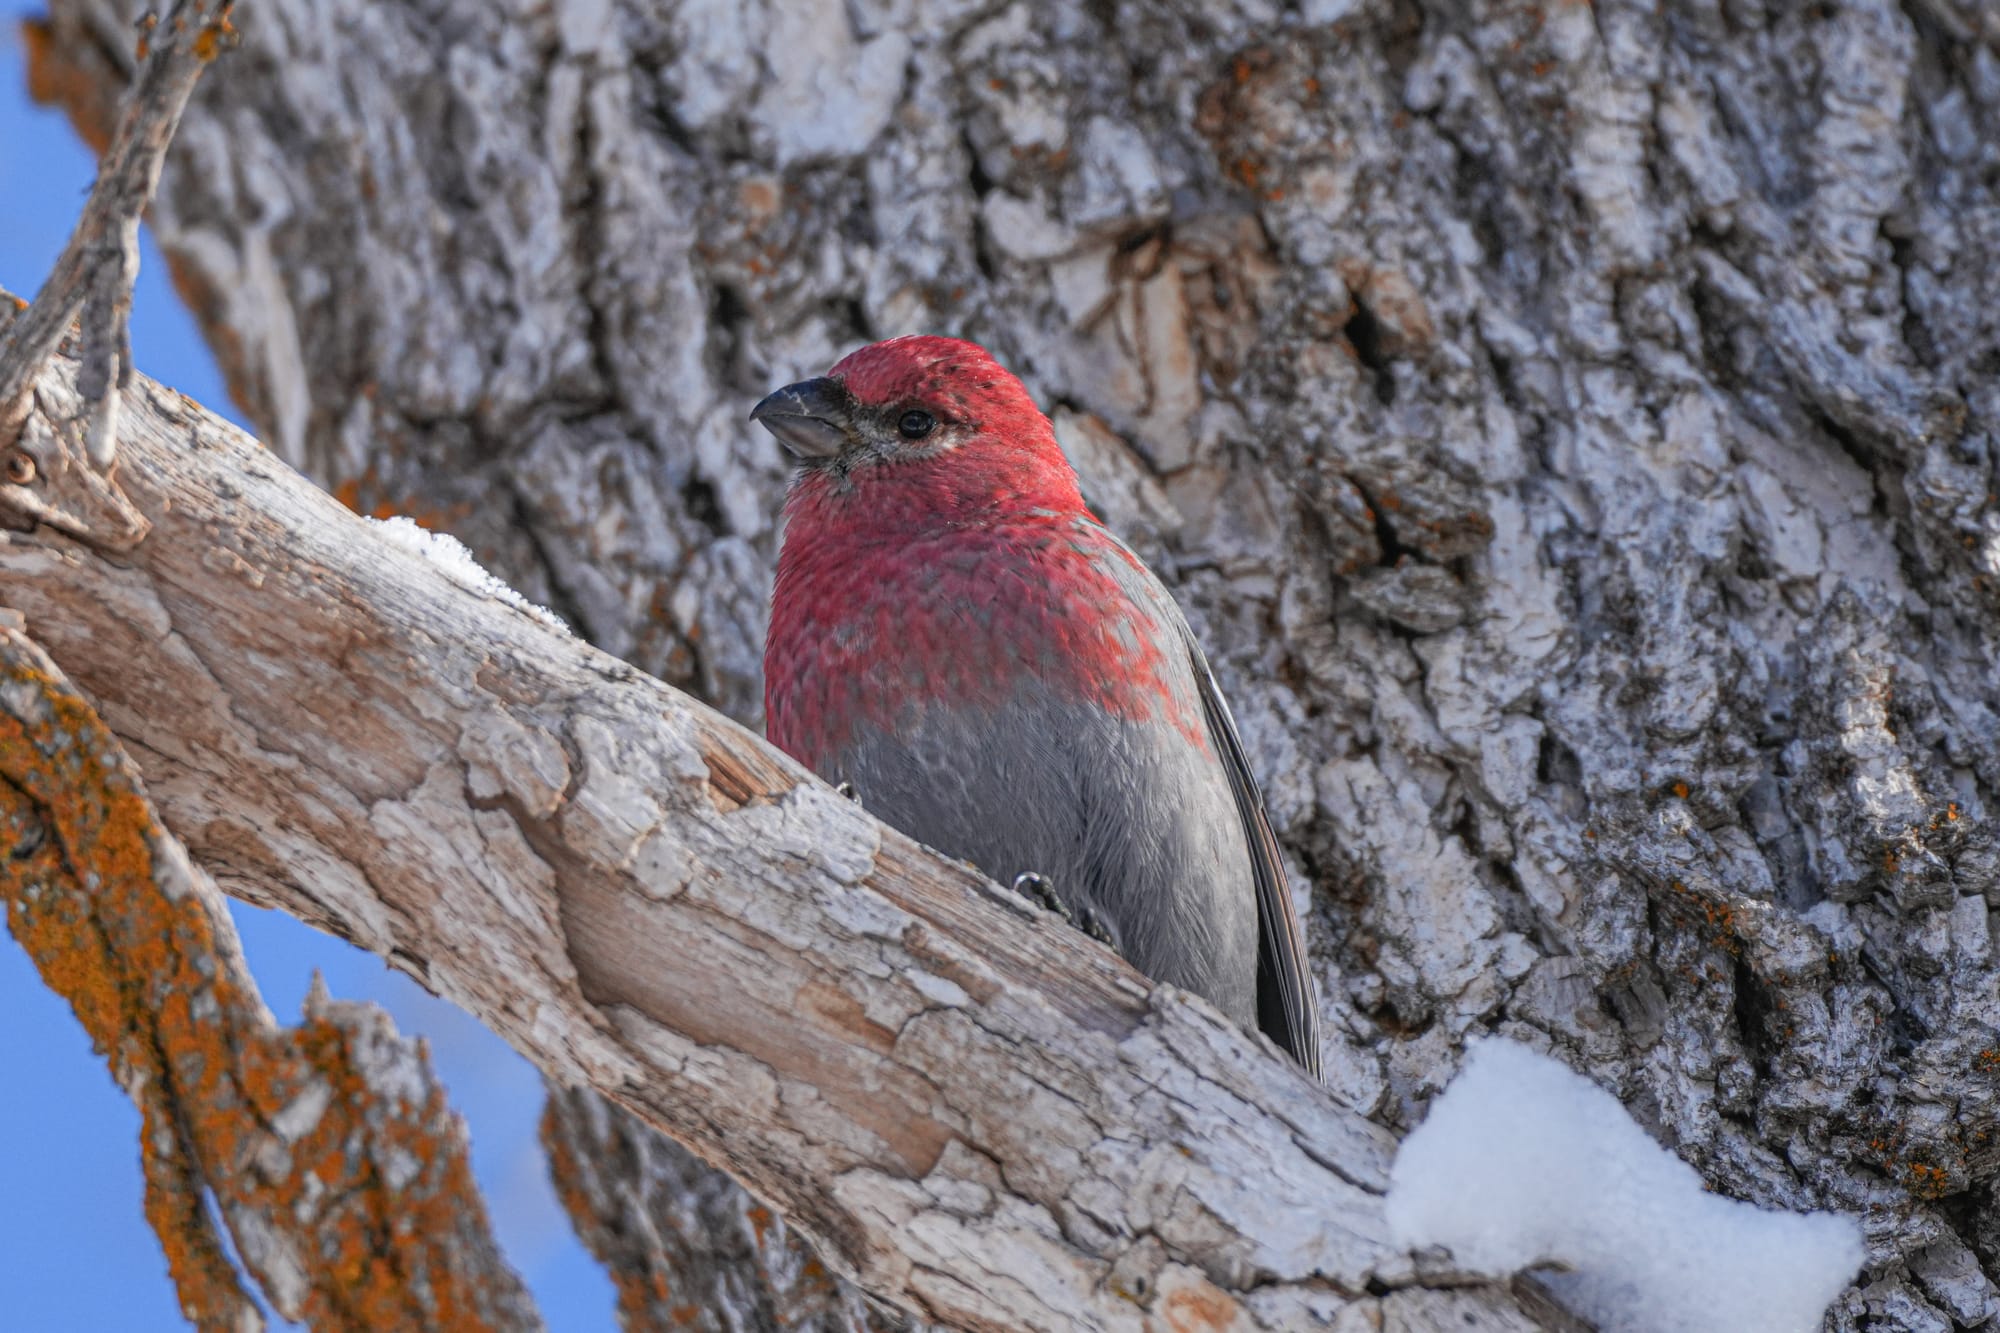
23 0 2000 1327
540 1084 916 1332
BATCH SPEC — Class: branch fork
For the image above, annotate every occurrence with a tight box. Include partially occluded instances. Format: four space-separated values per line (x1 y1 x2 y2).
0 0 235 548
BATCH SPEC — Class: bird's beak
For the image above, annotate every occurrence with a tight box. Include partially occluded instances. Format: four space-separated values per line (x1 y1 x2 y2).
750 377 853 460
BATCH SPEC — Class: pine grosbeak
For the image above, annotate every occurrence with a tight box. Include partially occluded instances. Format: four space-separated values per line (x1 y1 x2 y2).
754 336 1320 1077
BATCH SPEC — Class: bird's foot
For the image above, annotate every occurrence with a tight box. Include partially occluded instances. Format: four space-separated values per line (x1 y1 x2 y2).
834 780 862 807
1011 871 1068 920
1010 872 1115 947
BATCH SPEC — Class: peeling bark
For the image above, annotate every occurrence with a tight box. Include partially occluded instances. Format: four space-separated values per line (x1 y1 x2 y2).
19 0 2000 1327
0 617 539 1333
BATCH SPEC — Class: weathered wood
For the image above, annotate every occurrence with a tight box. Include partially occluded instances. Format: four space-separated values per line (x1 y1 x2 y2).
0 615 540 1333
0 326 1533 1329
0 0 233 468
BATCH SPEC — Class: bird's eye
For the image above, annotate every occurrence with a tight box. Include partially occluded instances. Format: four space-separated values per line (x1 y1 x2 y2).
897 410 937 440
4 451 34 485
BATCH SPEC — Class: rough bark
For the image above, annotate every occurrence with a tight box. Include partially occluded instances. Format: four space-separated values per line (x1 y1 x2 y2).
0 322 1533 1329
22 0 2000 1327
541 1085 914 1332
0 617 540 1333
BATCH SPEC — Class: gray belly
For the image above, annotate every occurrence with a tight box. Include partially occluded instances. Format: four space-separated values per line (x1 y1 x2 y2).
823 687 1258 1029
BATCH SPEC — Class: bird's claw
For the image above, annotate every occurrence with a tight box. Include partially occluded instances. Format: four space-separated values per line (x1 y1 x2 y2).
834 780 862 806
1010 872 1115 948
1011 872 1071 923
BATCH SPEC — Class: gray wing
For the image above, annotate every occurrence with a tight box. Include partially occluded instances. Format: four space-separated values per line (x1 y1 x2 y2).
1181 628 1323 1080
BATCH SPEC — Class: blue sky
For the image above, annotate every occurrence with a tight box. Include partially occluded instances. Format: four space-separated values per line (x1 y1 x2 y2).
0 10 616 1327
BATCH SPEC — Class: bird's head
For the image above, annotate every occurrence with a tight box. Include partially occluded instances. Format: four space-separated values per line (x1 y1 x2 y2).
751 335 1068 478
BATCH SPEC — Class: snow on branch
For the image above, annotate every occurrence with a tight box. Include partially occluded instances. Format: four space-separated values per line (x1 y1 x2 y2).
1388 1039 1862 1333
0 319 1538 1331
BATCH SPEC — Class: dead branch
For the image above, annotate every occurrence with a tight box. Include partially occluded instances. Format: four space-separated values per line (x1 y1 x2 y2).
0 0 232 500
0 615 540 1333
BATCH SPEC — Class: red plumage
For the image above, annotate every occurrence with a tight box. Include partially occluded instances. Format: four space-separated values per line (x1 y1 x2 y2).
768 337 1200 760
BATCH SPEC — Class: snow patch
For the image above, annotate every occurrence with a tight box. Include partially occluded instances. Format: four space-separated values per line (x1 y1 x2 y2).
368 515 571 635
1386 1038 1862 1333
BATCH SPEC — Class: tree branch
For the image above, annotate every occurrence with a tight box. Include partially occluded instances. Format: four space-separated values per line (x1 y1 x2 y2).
0 614 539 1333
0 0 233 554
0 324 1533 1330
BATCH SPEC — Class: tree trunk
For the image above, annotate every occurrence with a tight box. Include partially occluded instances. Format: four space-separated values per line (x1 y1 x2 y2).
23 0 2000 1328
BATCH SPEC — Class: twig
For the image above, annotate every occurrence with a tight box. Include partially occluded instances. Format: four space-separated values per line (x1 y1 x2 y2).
0 0 235 464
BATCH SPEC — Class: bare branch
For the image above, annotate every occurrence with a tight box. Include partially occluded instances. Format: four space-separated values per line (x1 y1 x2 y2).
0 0 233 469
0 327 1533 1331
0 615 540 1332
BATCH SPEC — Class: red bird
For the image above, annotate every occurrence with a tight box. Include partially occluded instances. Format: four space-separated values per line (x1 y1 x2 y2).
753 335 1320 1077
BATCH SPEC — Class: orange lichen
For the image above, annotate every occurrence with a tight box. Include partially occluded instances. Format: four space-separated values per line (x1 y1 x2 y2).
2 636 528 1330
1863 1114 1973 1203
327 467 470 529
1 660 252 1325
1903 1161 1952 1200
191 9 236 63
1661 880 1743 956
